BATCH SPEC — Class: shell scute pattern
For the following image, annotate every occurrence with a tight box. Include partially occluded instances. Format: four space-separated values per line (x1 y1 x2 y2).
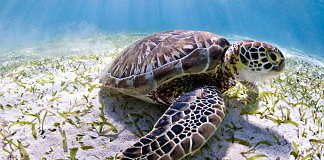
152 60 183 84
108 30 197 78
103 30 230 92
181 48 209 73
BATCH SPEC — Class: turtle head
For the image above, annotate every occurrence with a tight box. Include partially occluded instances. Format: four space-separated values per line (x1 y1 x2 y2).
224 40 285 82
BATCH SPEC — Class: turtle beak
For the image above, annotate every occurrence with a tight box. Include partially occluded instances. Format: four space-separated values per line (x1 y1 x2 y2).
272 59 285 72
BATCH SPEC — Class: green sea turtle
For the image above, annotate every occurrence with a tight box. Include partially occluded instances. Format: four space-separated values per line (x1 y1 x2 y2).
99 30 285 160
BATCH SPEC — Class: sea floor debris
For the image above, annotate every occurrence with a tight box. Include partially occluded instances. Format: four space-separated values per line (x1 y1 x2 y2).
0 51 323 160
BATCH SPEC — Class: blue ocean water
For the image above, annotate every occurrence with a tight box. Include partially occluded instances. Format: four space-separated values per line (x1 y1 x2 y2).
0 0 323 57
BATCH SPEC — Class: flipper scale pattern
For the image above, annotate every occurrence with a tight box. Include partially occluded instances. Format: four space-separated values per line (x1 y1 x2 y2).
122 86 226 160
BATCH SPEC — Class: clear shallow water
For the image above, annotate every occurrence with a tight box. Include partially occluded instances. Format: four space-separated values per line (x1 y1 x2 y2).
0 0 323 59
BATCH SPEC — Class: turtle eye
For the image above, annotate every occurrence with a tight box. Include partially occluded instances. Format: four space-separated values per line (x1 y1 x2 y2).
269 52 277 61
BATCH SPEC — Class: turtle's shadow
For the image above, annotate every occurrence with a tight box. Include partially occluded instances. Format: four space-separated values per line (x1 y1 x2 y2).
190 99 292 160
98 88 292 159
98 88 165 139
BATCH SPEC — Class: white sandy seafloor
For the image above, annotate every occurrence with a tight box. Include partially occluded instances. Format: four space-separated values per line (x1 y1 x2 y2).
0 34 323 160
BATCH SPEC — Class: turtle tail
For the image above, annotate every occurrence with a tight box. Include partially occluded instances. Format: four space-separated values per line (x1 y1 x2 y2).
121 86 226 160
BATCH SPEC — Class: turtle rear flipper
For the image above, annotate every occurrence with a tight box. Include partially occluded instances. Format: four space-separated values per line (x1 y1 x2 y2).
122 86 226 160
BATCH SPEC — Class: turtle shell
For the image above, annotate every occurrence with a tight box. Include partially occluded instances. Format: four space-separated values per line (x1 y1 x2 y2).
100 30 230 101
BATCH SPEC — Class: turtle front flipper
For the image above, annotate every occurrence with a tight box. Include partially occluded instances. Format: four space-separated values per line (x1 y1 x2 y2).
121 86 226 160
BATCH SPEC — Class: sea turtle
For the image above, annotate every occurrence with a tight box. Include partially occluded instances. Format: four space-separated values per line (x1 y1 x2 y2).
99 30 285 160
